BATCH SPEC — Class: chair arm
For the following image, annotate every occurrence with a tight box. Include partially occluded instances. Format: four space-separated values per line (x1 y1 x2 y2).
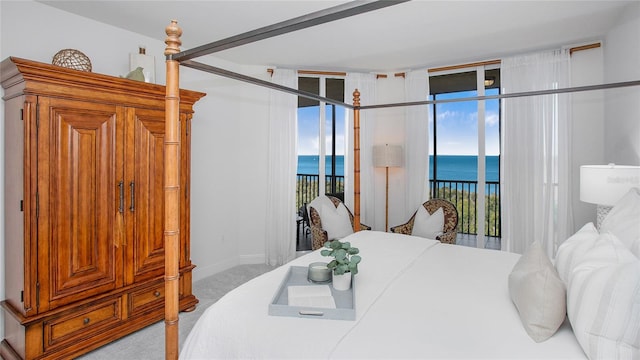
359 223 372 231
311 225 328 250
389 222 412 235
436 230 457 244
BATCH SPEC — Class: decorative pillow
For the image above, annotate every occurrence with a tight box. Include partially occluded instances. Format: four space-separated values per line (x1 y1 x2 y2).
600 187 640 251
566 233 640 359
411 206 444 239
320 202 353 241
508 241 566 343
554 222 600 284
308 195 335 225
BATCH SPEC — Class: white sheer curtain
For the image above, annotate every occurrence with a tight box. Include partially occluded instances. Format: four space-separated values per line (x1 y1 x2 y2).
404 69 430 218
501 50 573 258
344 73 377 226
265 69 298 266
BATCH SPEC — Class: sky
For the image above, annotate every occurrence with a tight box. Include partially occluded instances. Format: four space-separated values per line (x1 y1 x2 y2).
297 88 500 156
433 89 500 156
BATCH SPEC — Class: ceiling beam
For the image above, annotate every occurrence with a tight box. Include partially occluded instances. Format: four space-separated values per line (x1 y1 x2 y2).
169 0 410 62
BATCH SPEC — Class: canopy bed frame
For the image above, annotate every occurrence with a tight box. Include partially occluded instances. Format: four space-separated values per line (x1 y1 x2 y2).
162 1 640 358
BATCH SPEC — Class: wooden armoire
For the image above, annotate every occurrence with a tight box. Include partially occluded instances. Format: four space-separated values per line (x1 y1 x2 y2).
0 57 205 359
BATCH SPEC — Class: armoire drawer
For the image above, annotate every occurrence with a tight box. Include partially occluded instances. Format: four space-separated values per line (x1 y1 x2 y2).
44 298 122 350
129 282 165 316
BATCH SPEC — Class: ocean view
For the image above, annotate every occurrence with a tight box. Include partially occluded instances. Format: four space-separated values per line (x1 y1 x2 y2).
297 155 499 182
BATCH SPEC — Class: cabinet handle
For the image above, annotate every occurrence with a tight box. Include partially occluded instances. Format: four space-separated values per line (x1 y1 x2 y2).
118 181 124 213
129 181 135 212
83 318 90 325
154 291 161 297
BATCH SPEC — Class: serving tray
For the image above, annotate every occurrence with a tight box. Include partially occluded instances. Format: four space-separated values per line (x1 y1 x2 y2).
268 266 355 320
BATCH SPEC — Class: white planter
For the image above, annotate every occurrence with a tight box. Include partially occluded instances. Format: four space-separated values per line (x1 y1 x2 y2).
332 272 352 291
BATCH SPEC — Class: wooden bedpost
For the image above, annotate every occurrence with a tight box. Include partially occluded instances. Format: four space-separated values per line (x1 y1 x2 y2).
353 89 361 232
164 19 182 360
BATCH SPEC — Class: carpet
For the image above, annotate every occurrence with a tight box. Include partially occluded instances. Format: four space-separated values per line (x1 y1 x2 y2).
78 263 276 359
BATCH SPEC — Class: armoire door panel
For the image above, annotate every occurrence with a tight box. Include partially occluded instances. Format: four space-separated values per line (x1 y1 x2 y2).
125 108 167 284
45 98 124 308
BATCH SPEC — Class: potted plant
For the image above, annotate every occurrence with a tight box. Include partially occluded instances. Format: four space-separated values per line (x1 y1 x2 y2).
321 239 361 290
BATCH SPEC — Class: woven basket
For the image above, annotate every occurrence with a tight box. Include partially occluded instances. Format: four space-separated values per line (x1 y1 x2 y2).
52 49 92 72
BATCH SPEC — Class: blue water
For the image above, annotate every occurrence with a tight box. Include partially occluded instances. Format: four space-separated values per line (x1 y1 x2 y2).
298 155 345 176
298 155 499 182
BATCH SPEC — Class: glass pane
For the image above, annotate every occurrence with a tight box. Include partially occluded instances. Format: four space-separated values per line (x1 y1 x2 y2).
297 77 320 210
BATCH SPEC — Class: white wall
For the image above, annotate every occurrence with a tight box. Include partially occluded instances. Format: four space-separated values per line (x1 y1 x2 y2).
183 59 271 278
604 2 640 165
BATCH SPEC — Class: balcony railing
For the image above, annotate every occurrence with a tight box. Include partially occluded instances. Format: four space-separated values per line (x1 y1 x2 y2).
296 174 344 208
296 175 500 238
429 180 501 238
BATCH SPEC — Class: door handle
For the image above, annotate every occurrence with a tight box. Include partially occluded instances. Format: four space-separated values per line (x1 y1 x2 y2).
118 181 124 213
129 181 135 212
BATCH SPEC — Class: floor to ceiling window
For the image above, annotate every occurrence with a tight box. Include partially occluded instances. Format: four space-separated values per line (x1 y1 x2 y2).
296 75 345 250
428 67 501 249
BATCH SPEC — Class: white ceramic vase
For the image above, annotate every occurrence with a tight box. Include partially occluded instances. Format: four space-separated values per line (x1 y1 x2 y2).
332 272 352 291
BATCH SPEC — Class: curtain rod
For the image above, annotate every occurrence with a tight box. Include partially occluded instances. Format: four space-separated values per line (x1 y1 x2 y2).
169 0 409 62
569 42 601 55
427 43 601 73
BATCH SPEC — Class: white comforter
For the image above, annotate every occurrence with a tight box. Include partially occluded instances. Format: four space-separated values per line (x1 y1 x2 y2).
180 231 586 359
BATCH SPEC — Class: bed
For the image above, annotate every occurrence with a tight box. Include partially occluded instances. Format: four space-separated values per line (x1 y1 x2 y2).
179 231 586 359
179 186 640 359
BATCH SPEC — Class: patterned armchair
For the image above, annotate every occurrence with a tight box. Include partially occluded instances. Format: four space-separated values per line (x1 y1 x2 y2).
390 198 459 244
308 196 371 250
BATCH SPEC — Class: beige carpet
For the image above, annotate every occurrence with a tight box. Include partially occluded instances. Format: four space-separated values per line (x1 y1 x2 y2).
78 263 276 360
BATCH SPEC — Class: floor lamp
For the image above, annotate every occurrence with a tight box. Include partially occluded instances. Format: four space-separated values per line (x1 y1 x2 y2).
373 144 403 231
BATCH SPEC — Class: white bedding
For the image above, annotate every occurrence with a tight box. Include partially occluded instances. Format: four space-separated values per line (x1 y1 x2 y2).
180 231 586 359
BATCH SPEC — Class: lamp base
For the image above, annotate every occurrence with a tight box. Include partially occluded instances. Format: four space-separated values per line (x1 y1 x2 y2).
596 204 612 229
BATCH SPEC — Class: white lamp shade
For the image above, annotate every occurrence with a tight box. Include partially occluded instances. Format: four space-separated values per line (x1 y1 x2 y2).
373 144 403 167
580 164 640 206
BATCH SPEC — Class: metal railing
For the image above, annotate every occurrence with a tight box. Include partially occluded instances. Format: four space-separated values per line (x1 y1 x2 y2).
430 180 501 238
296 175 500 238
296 174 345 209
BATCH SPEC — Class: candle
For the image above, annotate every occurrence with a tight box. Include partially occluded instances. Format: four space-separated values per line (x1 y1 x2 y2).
308 262 331 283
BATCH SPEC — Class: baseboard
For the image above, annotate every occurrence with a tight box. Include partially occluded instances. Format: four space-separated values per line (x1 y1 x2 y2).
238 253 265 264
191 253 266 282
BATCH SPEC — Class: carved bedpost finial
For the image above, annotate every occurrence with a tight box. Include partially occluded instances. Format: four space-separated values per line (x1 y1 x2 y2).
165 20 182 56
353 89 361 107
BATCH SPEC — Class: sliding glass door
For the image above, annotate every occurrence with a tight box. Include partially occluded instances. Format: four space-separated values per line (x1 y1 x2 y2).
429 67 501 249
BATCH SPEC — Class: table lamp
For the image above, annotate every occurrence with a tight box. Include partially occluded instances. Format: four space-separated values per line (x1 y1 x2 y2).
580 164 640 227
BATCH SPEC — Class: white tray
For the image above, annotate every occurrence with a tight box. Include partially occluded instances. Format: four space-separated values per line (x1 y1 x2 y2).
268 266 355 320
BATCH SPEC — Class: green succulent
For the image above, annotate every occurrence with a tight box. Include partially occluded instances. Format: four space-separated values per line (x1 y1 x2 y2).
320 240 361 275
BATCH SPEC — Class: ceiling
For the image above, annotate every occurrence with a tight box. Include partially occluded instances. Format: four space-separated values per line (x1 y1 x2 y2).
38 0 634 73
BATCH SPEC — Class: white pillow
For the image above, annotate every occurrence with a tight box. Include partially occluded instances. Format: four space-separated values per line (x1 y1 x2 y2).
554 222 600 284
567 233 640 359
508 241 566 343
320 202 353 241
600 187 640 251
308 195 335 220
411 206 444 239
